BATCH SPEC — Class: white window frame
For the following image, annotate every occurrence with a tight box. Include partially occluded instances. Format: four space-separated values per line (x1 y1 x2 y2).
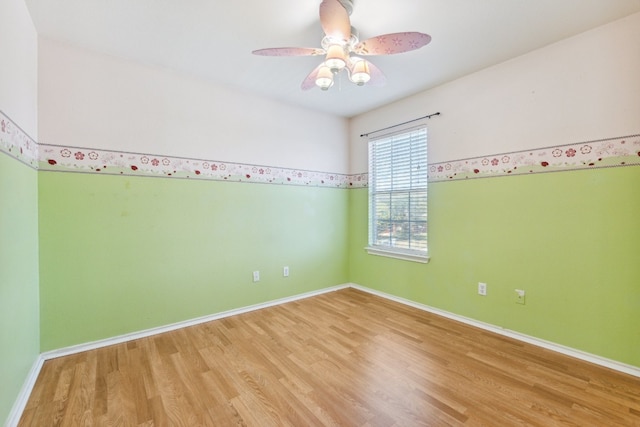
366 125 429 263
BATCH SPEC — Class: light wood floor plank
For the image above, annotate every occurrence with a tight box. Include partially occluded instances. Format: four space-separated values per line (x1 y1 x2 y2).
19 288 640 426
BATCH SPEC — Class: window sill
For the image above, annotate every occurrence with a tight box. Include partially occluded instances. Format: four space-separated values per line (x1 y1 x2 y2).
365 246 430 264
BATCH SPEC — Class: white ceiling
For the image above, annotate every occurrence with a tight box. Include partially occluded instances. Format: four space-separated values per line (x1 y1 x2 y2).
25 0 640 118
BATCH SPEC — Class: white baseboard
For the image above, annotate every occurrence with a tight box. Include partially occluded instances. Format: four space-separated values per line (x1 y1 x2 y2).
9 281 639 426
5 355 44 427
41 284 349 361
348 283 640 379
38 282 640 377
8 285 350 426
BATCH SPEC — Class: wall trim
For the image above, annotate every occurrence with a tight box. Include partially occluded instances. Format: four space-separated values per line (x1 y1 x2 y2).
0 110 38 168
0 110 367 189
348 283 640 379
41 284 350 361
35 133 640 184
428 134 640 182
4 110 640 188
38 143 366 189
5 356 44 427
40 282 640 377
11 282 639 425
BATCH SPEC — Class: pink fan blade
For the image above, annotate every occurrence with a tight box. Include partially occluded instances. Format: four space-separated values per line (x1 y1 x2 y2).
319 0 351 41
252 47 325 57
301 63 324 90
353 32 431 56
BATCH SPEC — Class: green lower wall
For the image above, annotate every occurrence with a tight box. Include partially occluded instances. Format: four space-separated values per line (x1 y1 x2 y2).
38 172 349 351
10 156 640 370
0 155 40 421
349 166 640 367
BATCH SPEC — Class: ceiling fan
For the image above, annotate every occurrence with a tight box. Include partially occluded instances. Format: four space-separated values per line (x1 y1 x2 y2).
252 0 431 91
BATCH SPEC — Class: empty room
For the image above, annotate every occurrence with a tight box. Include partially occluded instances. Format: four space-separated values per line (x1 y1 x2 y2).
2 0 639 425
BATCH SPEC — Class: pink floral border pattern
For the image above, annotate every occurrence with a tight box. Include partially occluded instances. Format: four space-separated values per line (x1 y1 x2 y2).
429 135 640 182
0 111 38 167
3 111 638 186
38 144 369 189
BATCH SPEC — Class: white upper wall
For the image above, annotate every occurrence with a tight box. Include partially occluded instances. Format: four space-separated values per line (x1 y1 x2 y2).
0 0 38 138
38 38 350 173
349 12 640 173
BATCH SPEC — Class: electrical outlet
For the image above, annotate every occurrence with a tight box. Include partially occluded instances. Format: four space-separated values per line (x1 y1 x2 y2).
515 289 525 305
253 271 260 282
478 282 487 296
283 266 289 277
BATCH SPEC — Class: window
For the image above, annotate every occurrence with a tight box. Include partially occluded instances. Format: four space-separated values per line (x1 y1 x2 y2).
367 126 429 263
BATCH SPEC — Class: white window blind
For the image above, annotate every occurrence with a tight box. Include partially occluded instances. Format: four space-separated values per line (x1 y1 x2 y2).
367 126 428 262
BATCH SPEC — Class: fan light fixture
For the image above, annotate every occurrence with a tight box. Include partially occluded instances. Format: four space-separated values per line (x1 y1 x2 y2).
349 58 371 85
252 0 431 92
324 43 347 73
315 65 335 90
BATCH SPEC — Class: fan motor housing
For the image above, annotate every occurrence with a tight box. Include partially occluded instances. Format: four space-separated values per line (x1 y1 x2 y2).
338 0 354 16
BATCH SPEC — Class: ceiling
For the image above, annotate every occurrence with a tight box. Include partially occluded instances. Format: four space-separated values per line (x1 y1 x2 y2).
25 0 640 118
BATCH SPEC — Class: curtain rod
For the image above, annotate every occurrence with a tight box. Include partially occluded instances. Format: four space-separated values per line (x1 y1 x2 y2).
359 112 441 138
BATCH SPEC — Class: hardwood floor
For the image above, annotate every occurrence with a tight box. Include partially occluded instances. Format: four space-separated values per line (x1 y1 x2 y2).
19 288 640 426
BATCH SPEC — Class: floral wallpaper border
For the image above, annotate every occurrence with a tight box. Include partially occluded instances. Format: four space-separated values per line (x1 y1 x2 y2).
1 110 365 188
0 111 38 167
38 144 367 188
2 110 639 187
429 135 640 182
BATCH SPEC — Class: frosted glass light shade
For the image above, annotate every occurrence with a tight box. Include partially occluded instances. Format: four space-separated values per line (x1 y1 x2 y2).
350 59 371 85
325 44 347 73
315 65 334 90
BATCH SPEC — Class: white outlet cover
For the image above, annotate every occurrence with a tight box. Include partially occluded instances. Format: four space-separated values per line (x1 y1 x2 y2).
478 282 487 295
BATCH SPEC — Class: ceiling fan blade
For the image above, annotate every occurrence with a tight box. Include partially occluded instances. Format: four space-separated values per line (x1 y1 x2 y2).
252 47 325 57
319 0 351 41
353 32 431 56
301 63 324 90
